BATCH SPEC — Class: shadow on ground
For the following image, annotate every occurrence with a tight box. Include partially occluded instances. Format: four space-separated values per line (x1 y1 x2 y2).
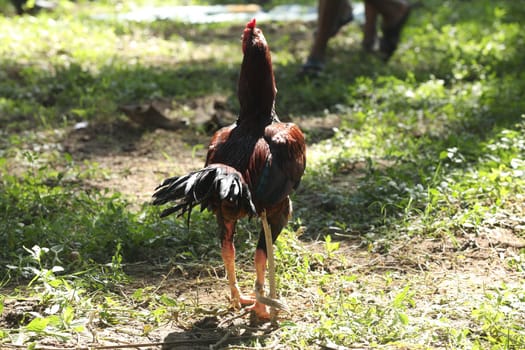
161 315 275 350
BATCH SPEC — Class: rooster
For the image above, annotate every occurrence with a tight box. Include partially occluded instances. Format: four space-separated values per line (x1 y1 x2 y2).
152 18 306 320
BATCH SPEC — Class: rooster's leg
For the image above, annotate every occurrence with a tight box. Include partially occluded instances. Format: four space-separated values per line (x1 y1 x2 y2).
250 199 292 320
250 247 271 319
221 221 255 309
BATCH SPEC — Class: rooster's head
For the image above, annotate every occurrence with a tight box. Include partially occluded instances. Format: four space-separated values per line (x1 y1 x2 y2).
242 18 268 55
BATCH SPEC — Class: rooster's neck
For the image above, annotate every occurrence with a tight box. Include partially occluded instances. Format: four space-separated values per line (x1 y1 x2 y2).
237 49 276 125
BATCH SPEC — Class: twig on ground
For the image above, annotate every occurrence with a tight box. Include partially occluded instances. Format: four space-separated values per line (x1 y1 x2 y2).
315 341 369 350
218 309 251 328
2 333 272 350
152 265 177 294
210 327 234 350
225 337 280 350
345 238 415 274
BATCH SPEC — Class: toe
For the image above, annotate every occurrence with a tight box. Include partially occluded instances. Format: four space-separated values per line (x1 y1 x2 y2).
239 294 256 306
248 302 271 320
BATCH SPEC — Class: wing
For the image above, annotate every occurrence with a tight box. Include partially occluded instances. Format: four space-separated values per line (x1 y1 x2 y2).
250 122 306 208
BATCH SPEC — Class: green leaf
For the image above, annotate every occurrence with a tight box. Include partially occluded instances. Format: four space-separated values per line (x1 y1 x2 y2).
398 312 409 325
25 317 49 333
73 324 86 333
62 306 75 326
47 315 62 328
48 278 64 288
160 294 178 307
392 286 411 309
64 152 73 163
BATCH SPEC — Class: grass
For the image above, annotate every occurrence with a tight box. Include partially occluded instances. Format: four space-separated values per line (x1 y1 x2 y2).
1 0 525 349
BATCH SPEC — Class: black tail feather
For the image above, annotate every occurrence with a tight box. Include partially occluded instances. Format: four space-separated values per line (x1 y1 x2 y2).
152 165 256 224
159 203 189 218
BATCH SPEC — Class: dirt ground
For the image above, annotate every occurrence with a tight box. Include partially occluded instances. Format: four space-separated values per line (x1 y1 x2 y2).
3 225 523 349
2 99 525 349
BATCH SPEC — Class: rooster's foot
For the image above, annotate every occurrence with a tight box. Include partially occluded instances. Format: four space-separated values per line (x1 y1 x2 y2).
230 293 256 310
247 302 271 321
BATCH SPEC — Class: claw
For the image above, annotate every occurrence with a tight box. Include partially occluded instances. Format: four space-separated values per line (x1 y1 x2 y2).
230 291 271 321
230 289 256 310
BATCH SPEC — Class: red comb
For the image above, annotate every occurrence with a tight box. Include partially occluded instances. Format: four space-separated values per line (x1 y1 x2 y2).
247 18 256 29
